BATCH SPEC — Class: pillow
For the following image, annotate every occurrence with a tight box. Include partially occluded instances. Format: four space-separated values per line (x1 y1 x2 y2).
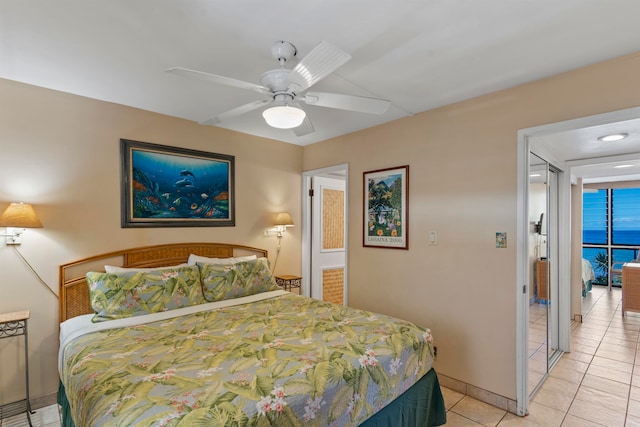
86 265 205 322
188 253 257 266
104 263 190 273
198 257 281 302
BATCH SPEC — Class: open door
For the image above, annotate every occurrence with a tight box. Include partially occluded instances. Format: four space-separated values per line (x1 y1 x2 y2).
311 176 346 304
302 165 348 304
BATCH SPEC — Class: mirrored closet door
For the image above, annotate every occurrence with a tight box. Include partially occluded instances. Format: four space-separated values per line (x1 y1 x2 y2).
528 152 562 396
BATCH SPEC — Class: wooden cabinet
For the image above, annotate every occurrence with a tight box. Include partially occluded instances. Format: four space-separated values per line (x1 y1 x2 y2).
622 263 640 316
536 259 548 301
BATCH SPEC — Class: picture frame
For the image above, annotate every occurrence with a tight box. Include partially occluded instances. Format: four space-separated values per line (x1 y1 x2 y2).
363 165 409 249
121 139 235 228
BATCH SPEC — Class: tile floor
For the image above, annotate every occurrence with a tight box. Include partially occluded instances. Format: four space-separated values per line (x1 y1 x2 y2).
0 404 60 427
443 285 640 426
2 285 636 426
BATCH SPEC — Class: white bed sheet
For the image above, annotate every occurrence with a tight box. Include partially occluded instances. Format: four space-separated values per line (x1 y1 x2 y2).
582 258 595 283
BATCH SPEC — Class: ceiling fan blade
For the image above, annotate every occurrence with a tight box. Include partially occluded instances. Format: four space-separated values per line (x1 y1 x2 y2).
302 91 390 115
293 115 315 137
167 67 271 95
287 41 351 93
199 99 272 126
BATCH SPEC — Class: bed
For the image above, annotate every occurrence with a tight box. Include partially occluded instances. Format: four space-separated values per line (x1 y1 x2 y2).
582 258 595 297
58 242 446 426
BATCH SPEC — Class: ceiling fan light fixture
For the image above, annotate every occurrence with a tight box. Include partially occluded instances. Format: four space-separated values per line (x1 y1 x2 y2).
597 133 628 142
262 105 306 129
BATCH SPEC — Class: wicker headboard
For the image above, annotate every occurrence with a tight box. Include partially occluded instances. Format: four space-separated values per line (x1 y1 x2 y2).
58 242 268 323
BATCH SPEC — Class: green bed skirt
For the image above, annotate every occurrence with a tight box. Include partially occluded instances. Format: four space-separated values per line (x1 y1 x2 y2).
359 368 446 426
57 381 75 427
58 368 446 427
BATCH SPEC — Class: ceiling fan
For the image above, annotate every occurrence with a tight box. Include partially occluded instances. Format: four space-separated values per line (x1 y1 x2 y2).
166 40 391 136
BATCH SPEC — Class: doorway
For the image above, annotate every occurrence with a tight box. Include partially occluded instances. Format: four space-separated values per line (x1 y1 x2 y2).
302 164 348 303
517 106 640 416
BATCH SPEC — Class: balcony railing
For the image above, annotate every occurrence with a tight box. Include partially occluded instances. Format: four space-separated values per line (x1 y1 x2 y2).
583 246 640 290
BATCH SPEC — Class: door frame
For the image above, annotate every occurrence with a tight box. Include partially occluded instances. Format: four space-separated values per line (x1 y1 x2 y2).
302 163 349 301
516 106 640 415
516 128 571 416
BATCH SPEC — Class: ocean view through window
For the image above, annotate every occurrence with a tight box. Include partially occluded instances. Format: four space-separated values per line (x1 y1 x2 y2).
583 187 640 286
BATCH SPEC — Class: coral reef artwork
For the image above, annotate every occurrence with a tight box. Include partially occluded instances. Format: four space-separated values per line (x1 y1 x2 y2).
121 139 234 227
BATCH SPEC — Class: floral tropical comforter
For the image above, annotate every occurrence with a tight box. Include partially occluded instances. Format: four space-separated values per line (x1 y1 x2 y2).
60 291 435 426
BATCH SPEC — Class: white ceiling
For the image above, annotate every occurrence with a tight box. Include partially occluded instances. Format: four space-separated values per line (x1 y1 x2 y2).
530 114 640 183
2 1 640 180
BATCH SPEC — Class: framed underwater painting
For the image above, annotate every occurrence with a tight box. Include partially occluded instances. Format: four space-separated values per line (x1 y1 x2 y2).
120 139 235 228
363 165 409 249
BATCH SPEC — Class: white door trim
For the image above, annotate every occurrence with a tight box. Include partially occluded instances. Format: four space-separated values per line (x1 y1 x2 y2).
516 130 530 416
517 131 570 416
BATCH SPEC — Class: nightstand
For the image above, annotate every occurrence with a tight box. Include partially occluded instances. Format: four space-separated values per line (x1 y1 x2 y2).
0 310 33 426
536 259 548 303
275 275 302 293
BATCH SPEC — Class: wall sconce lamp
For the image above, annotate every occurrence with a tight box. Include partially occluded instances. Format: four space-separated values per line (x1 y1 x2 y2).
265 212 295 237
265 212 294 273
0 203 43 245
274 212 294 237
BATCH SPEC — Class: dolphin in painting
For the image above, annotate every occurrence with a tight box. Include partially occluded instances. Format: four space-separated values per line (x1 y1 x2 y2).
180 169 197 180
174 177 194 187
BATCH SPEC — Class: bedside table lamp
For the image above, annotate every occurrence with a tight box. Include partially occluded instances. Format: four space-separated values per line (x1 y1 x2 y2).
0 203 43 245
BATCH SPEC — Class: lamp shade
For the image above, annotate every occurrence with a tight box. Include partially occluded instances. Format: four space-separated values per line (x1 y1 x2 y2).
0 203 43 228
274 212 294 227
262 106 306 129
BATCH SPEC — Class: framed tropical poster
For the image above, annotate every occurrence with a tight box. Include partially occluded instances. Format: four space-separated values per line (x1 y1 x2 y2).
120 139 235 228
363 165 409 249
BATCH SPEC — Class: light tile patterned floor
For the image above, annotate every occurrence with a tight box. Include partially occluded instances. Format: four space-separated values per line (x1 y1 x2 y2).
443 285 640 426
0 404 60 427
2 285 635 426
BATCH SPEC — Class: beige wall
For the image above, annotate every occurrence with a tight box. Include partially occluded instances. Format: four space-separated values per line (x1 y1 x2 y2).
0 79 303 405
303 52 640 400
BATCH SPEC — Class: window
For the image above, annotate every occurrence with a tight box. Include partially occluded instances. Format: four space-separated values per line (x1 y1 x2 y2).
612 188 640 245
583 187 640 286
582 247 608 284
583 189 607 245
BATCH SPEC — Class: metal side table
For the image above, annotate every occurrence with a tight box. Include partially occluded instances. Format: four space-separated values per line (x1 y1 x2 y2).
0 310 33 426
275 275 302 293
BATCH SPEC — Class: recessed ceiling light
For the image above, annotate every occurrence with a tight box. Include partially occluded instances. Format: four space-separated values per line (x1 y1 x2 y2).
597 133 628 142
614 164 634 169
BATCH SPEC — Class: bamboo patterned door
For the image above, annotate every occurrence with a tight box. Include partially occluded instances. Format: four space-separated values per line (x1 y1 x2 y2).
311 176 346 304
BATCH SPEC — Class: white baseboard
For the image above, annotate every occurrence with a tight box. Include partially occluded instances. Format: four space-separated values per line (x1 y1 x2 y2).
438 373 518 415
